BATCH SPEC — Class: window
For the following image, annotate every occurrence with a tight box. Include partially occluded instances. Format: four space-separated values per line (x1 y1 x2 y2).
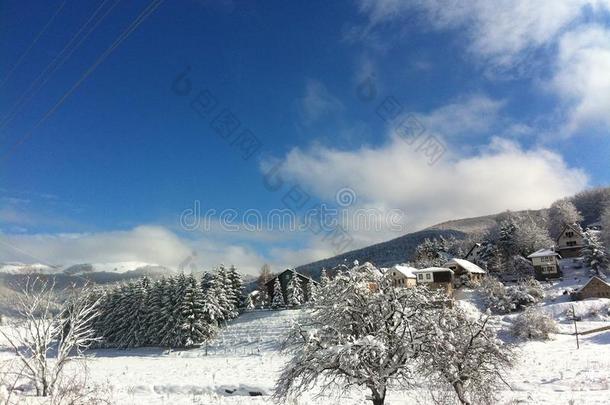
426 273 431 280
418 274 424 280
567 241 577 247
566 231 574 237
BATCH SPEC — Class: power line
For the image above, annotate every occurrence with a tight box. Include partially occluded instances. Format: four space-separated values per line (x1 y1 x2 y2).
0 0 117 131
1 0 165 160
0 0 68 90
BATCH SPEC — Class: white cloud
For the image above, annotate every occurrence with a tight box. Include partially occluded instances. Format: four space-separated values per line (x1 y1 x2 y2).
298 79 344 124
357 0 610 66
421 94 505 137
551 25 610 131
0 226 271 275
270 135 588 232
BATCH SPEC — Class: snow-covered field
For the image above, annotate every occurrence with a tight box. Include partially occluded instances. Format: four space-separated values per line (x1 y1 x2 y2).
2 259 609 404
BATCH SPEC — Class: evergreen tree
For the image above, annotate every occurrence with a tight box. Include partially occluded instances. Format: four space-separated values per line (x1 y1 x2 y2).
122 279 150 348
181 274 209 346
214 267 236 322
286 272 304 307
227 265 244 309
271 277 285 308
200 271 215 293
583 230 609 277
320 269 330 287
145 278 167 346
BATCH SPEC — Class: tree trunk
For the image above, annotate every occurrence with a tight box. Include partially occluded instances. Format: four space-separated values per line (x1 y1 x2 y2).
370 386 386 405
453 381 471 405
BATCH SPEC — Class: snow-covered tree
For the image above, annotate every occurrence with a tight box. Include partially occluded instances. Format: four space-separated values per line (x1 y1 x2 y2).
286 272 304 307
511 308 558 340
582 230 609 277
497 217 518 258
570 187 610 226
214 266 237 321
423 307 515 405
227 265 244 308
202 274 224 325
514 218 553 257
271 278 285 309
0 277 102 397
413 237 449 268
180 274 210 347
319 268 330 287
548 199 583 239
602 205 610 251
479 277 544 314
304 280 317 304
274 268 447 405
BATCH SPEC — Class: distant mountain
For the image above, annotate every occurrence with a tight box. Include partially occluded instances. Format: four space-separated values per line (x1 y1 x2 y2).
295 209 550 279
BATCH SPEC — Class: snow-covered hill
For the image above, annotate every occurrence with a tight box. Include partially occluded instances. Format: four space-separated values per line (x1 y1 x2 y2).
0 261 175 276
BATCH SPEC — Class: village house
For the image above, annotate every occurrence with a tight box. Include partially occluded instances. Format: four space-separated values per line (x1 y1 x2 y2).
555 223 585 258
527 248 562 280
444 258 486 285
265 269 318 305
573 276 610 300
413 267 454 295
387 264 417 288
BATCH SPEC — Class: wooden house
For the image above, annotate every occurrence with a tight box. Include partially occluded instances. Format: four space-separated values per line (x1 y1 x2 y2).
573 276 610 300
444 258 486 285
555 223 585 258
413 267 454 295
265 269 318 305
387 264 417 288
527 248 562 280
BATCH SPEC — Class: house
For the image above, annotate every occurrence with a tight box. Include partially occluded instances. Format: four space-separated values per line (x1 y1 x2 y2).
464 243 483 263
413 267 454 294
443 258 486 285
527 248 562 280
387 264 417 288
555 223 585 258
573 276 610 300
265 269 318 305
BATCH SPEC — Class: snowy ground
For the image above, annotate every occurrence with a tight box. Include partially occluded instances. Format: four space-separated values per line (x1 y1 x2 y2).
2 261 610 404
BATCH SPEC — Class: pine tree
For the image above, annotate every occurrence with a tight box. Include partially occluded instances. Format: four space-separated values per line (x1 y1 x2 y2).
271 277 285 309
227 265 244 309
214 267 236 322
200 271 215 293
286 272 304 307
320 268 330 287
583 230 609 277
145 278 166 346
122 279 150 348
181 274 209 347
203 287 224 326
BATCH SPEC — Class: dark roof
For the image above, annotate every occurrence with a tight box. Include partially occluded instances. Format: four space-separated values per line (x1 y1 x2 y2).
264 269 319 287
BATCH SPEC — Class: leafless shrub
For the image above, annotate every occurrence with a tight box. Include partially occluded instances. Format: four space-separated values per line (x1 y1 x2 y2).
0 277 101 398
511 308 558 340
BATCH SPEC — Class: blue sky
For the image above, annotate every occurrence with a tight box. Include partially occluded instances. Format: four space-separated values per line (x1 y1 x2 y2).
1 0 609 274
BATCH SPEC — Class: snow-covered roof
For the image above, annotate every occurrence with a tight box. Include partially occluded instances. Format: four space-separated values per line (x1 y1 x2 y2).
351 262 384 277
444 258 486 274
576 276 610 292
527 248 560 258
390 264 417 279
413 267 454 274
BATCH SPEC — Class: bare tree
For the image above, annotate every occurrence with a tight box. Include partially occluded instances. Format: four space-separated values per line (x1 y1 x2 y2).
548 199 583 239
0 277 101 397
274 265 447 405
422 307 515 405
